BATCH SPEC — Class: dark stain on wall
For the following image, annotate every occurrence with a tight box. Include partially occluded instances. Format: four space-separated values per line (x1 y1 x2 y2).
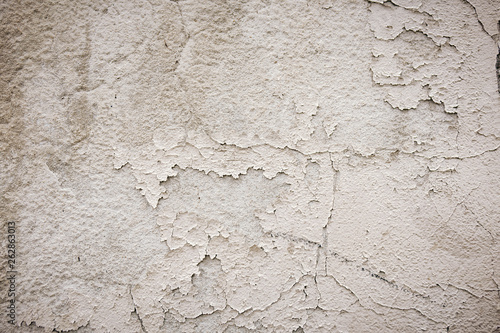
497 21 500 94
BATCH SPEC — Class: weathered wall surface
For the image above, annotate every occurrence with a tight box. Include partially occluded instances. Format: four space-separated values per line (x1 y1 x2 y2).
1 0 499 332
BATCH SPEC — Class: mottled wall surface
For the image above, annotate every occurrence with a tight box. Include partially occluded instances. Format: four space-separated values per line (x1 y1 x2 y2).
1 0 499 332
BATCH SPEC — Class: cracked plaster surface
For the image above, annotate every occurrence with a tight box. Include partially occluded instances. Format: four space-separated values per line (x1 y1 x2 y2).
1 0 499 332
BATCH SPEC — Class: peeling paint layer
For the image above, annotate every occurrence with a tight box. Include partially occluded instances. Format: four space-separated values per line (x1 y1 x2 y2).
1 0 499 332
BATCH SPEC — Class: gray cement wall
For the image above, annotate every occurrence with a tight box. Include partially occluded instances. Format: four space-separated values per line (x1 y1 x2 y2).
1 0 499 332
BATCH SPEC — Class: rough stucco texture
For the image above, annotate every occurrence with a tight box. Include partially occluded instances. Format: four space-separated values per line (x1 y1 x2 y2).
1 0 500 332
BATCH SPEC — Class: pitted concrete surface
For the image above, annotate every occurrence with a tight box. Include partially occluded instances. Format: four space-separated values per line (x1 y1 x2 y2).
1 1 499 332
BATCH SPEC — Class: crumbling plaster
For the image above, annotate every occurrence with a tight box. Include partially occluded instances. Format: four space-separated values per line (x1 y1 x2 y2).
1 0 499 332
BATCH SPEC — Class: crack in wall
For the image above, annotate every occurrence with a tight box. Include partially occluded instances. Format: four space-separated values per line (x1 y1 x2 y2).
129 287 148 333
4 0 499 331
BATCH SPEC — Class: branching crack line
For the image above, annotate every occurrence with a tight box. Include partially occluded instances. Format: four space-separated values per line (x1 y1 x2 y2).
333 275 360 304
462 0 496 41
129 286 148 333
403 144 500 161
321 153 340 276
463 203 495 241
172 0 190 70
368 296 447 325
169 0 199 131
492 274 500 300
460 0 500 93
444 283 483 299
